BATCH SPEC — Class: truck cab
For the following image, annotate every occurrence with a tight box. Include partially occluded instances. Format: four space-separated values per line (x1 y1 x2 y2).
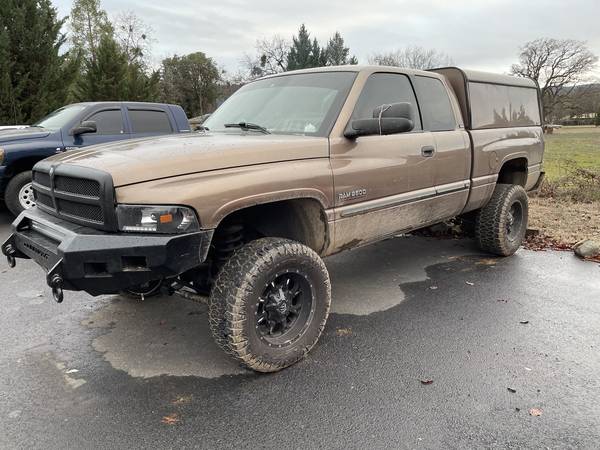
0 101 190 215
3 66 543 373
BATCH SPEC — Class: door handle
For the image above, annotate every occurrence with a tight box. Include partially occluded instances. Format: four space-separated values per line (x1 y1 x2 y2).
421 146 435 157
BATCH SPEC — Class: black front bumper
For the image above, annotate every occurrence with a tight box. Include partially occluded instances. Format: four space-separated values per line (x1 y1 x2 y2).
2 208 213 296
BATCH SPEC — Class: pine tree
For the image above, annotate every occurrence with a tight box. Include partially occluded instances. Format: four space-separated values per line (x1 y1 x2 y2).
76 34 128 101
323 32 357 66
0 0 78 124
287 24 321 70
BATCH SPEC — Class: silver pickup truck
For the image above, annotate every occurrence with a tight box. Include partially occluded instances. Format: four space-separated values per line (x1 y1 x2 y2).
3 66 544 372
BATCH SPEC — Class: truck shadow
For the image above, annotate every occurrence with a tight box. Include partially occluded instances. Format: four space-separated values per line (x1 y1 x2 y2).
85 235 494 379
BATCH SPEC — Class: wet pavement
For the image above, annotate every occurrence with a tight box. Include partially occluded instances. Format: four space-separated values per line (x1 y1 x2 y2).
1 209 599 449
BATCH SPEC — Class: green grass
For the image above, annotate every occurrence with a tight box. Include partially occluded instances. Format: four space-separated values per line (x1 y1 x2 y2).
544 126 600 180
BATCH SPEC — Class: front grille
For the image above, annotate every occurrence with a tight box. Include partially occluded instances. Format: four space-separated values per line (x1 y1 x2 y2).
57 199 104 223
31 162 116 231
34 191 54 209
54 176 101 198
33 171 51 187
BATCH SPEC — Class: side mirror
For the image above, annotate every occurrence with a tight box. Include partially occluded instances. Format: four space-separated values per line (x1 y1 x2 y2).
344 102 415 139
70 120 97 136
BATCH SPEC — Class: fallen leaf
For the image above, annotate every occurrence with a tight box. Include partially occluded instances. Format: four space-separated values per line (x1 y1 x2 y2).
465 281 474 286
420 379 434 385
172 395 193 405
524 367 532 371
336 328 352 337
65 369 79 374
161 413 180 425
507 387 517 393
529 408 543 417
429 286 438 290
520 320 529 324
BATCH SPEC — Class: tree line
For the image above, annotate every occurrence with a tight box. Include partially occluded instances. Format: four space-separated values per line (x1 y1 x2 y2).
1 0 598 125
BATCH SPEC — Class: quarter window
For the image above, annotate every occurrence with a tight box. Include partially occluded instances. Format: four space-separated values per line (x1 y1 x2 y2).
129 110 172 134
87 109 123 135
414 76 456 132
352 73 421 130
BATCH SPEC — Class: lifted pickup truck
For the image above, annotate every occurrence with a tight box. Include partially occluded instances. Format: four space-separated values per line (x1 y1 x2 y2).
3 66 544 372
0 102 190 216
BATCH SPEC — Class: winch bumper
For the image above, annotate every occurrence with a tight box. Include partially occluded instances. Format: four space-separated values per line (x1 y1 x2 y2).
2 208 213 299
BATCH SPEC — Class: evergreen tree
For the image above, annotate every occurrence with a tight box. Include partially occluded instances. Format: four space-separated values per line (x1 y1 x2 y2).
287 24 321 70
323 32 357 66
76 34 128 101
0 0 78 124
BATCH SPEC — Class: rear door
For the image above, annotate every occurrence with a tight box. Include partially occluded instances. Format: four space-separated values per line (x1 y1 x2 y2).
126 107 175 139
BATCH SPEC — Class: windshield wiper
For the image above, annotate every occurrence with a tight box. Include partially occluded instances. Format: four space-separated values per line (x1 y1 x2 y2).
224 122 270 134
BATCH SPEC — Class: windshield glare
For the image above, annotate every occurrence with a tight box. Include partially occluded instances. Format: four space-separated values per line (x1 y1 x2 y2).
204 72 357 137
33 105 87 130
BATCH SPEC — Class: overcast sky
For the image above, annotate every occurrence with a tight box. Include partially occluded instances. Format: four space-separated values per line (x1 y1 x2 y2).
53 0 600 77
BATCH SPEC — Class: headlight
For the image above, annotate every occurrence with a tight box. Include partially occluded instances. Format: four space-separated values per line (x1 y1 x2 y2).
116 205 200 234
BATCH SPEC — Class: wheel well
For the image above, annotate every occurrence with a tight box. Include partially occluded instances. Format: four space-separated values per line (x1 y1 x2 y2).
214 198 330 255
6 157 40 178
497 158 527 186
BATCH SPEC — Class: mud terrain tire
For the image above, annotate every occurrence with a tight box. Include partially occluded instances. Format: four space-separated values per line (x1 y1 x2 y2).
476 183 528 256
208 238 331 372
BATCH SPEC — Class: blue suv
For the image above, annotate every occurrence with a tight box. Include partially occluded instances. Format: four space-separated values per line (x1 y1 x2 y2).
0 102 190 215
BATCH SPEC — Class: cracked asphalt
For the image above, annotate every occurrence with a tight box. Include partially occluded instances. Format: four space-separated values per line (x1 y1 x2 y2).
1 208 599 449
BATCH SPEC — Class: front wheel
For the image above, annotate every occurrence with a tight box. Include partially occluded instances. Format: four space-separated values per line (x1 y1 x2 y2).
209 238 331 372
5 171 35 216
475 183 529 256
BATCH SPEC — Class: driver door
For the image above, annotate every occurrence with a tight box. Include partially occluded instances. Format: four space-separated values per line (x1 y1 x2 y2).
330 72 437 247
65 107 129 149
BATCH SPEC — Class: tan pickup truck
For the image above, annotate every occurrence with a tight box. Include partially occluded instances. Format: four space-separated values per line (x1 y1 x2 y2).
3 66 544 372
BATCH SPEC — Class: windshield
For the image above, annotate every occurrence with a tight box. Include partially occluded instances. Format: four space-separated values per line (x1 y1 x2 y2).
204 71 357 137
33 105 87 130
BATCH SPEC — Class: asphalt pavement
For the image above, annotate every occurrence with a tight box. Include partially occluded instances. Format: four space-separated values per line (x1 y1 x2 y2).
1 209 599 449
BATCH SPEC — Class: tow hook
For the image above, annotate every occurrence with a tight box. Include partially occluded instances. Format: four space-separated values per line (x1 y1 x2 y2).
50 274 64 303
4 244 16 268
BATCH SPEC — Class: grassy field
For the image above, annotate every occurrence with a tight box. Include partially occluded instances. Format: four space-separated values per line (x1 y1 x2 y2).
543 126 600 180
527 125 600 245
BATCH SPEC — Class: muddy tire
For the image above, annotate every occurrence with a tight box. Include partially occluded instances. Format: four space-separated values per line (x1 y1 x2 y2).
208 237 331 372
476 183 528 256
5 171 34 216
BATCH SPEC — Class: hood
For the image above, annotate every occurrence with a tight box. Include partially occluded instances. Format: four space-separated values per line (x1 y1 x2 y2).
43 132 329 187
0 127 51 144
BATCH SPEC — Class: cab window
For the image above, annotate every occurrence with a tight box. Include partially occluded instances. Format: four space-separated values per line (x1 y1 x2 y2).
86 109 124 135
352 73 422 130
129 109 172 134
414 76 456 131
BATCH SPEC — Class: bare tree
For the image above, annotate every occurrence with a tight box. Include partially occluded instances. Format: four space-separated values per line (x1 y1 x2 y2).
242 35 290 80
511 38 598 121
114 11 155 66
369 46 453 70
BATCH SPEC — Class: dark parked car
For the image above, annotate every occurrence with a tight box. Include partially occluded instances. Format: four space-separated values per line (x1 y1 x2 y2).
0 102 190 215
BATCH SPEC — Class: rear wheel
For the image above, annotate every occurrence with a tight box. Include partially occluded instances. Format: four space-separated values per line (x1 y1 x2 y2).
475 183 528 256
5 171 34 216
208 238 331 372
